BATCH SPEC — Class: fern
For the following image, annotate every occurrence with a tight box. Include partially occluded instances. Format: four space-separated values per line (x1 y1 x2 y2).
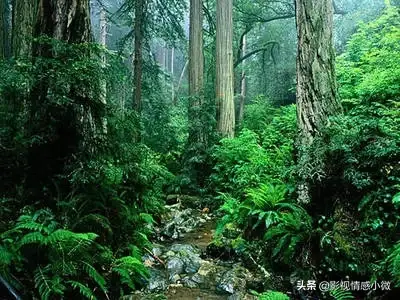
68 280 97 299
82 261 107 293
264 210 312 263
34 267 65 300
383 241 400 287
329 288 354 300
112 256 148 289
252 290 290 300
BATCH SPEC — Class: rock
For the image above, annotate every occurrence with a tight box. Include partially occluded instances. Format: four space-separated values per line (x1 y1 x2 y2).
216 265 251 294
228 292 257 300
164 250 175 257
170 243 200 255
167 257 184 279
161 209 196 239
197 260 216 277
181 254 202 274
181 276 200 288
169 244 203 274
170 274 181 284
152 247 163 257
147 269 168 293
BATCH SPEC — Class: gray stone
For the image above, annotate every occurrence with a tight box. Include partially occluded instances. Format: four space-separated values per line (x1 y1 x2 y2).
216 265 251 294
147 269 168 293
181 276 200 288
167 257 184 278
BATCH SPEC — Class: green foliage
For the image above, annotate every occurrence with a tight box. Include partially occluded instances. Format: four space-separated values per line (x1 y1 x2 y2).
382 241 400 287
337 6 400 103
0 208 149 299
0 38 165 298
329 288 355 300
210 101 296 197
251 290 290 300
263 208 312 264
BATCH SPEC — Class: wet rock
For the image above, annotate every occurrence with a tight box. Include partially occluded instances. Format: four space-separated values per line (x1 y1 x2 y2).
152 247 163 257
167 244 203 275
167 257 184 279
181 276 200 288
216 265 251 294
182 254 202 274
170 274 181 284
170 243 200 254
147 269 168 293
162 209 196 239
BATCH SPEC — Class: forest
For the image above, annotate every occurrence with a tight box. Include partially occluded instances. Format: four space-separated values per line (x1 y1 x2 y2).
0 0 399 299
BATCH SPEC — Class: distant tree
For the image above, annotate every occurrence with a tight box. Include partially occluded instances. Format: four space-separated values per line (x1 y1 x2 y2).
99 4 108 133
133 0 146 114
216 0 235 138
295 0 342 203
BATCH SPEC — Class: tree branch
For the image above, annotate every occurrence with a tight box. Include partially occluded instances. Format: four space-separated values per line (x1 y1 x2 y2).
234 41 279 69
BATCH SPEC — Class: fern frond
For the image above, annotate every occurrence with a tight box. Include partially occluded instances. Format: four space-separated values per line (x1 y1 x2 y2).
256 290 290 300
15 218 51 235
113 256 148 289
34 267 65 300
18 232 47 247
68 280 97 299
385 241 400 287
329 288 354 300
82 261 107 292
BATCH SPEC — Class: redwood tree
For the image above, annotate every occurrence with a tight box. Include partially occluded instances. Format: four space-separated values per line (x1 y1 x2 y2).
12 0 36 58
295 0 342 203
133 0 146 114
216 0 235 138
188 0 205 145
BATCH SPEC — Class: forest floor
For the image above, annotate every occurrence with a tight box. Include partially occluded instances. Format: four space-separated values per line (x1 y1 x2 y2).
127 199 262 300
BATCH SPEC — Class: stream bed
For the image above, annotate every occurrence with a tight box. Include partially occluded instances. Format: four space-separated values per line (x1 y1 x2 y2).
126 202 263 300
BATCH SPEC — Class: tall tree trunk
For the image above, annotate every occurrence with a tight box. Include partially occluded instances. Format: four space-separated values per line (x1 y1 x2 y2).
238 34 246 125
99 5 107 133
174 59 188 105
216 0 235 138
0 0 6 59
33 0 93 135
12 0 36 58
133 0 145 115
171 47 174 102
295 0 342 203
27 0 94 204
35 0 91 46
188 0 205 144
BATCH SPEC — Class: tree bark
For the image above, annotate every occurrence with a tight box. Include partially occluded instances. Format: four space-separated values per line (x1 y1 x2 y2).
295 0 342 203
99 5 107 133
171 47 174 102
35 0 91 46
0 0 7 59
238 34 246 125
12 0 36 58
188 0 205 144
133 0 145 115
216 0 235 138
33 0 94 136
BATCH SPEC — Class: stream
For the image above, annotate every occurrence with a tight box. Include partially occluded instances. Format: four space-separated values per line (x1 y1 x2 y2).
126 199 263 300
